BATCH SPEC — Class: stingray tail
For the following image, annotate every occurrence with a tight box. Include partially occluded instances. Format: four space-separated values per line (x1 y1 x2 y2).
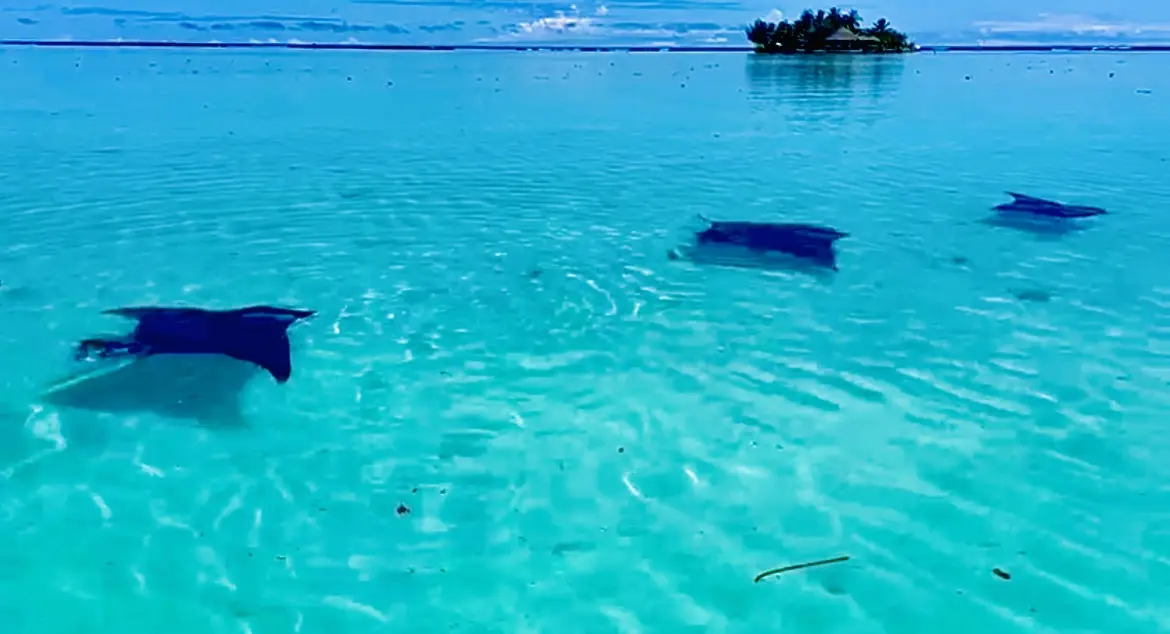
75 337 148 362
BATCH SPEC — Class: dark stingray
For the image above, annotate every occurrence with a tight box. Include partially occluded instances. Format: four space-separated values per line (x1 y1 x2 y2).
981 192 1107 237
41 354 259 427
74 304 315 384
673 216 849 274
993 192 1107 218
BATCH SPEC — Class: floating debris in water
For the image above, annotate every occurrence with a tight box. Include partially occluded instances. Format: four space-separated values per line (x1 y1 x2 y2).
755 555 850 583
993 568 1011 580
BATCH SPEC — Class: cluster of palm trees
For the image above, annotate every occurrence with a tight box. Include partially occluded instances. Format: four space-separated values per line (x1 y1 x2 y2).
746 7 914 53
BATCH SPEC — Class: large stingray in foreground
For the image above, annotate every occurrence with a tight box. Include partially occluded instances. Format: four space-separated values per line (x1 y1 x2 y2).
71 305 316 384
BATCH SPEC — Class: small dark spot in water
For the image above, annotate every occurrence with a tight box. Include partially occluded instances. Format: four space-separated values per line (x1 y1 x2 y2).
439 488 447 495
618 447 624 453
114 76 120 81
247 552 253 557
964 75 970 80
952 256 970 266
528 268 542 279
411 487 418 493
387 81 393 86
680 83 686 88
440 568 446 573
1049 70 1054 74
439 370 451 376
346 76 352 81
1137 89 1152 94
1109 72 1115 77
993 568 1011 580
1012 288 1051 303
275 555 286 561
396 503 411 515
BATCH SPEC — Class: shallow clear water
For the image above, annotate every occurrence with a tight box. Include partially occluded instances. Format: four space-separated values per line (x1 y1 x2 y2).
2 48 1170 632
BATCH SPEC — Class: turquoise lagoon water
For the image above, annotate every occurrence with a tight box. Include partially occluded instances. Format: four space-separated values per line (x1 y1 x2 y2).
1 47 1169 632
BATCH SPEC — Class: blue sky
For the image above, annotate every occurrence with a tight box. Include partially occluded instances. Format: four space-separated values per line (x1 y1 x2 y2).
2 1 1169 46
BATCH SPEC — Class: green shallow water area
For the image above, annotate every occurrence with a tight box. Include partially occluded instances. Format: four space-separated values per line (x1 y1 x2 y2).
1 47 1169 633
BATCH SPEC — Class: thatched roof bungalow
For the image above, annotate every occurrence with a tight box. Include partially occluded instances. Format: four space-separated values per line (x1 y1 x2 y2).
824 27 881 51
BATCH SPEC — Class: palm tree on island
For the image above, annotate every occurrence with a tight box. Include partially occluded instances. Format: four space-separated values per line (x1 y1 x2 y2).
746 7 915 53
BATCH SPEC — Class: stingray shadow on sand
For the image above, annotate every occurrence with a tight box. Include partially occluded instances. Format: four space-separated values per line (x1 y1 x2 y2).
670 244 841 283
977 213 1093 239
40 353 261 428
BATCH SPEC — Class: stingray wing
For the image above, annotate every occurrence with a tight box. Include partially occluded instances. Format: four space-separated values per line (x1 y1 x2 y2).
226 331 294 383
1005 192 1059 206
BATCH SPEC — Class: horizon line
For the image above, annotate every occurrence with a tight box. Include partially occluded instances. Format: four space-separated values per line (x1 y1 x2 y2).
2 39 1170 53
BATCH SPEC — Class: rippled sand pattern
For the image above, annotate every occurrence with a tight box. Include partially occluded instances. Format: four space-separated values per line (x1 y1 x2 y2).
1 48 1169 633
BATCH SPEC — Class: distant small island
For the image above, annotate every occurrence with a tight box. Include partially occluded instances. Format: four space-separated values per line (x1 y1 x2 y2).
746 8 914 54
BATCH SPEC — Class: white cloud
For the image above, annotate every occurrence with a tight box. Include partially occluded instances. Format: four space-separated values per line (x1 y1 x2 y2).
490 3 739 44
513 7 599 36
760 9 784 23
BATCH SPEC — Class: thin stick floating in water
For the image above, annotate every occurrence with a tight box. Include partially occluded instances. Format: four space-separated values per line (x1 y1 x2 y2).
754 556 851 583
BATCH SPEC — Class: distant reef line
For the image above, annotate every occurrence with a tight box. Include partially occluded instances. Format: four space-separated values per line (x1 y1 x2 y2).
1 40 1170 53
